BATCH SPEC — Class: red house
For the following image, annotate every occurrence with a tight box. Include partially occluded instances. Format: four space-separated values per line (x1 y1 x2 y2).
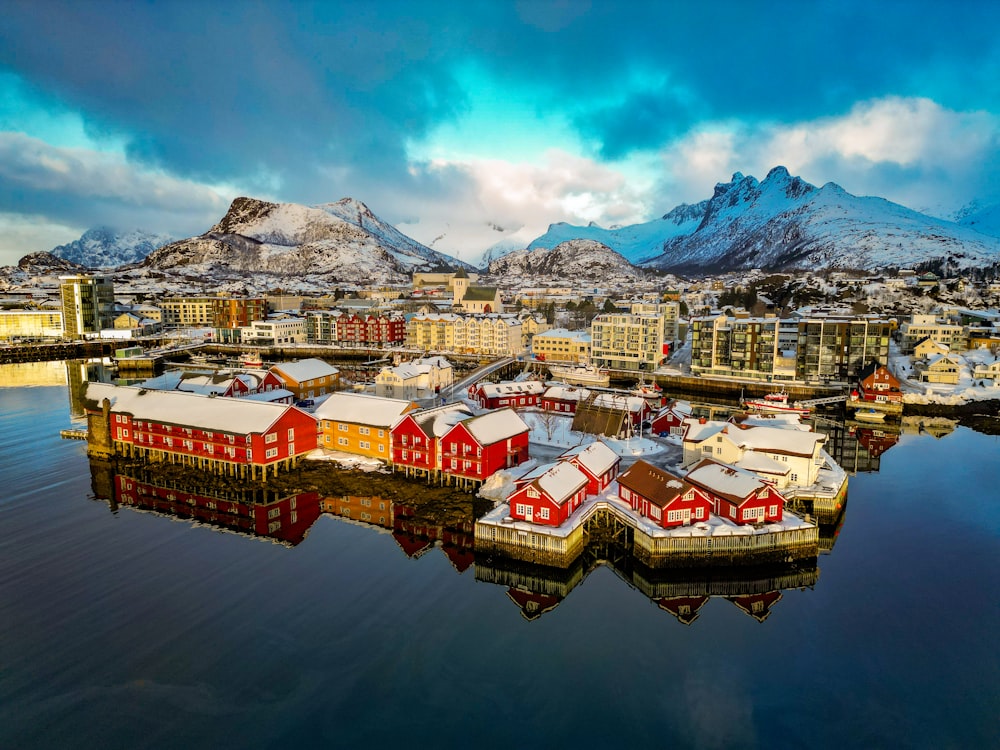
855 361 903 403
86 383 318 480
616 459 713 528
684 458 784 525
473 381 545 409
650 400 694 437
507 461 589 526
391 403 474 479
440 408 530 482
541 385 591 414
558 440 620 495
336 312 406 346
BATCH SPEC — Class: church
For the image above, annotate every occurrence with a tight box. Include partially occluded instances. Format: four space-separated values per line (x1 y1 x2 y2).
452 268 503 313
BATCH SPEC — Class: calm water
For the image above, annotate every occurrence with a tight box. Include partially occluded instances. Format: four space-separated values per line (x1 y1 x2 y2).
1 362 998 749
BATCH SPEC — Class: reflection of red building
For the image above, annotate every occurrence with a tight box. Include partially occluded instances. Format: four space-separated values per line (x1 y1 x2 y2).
656 595 710 625
727 591 783 622
506 589 563 621
856 428 899 459
113 474 321 545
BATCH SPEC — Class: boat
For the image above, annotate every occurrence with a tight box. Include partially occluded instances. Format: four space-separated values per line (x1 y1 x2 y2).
853 408 887 423
742 389 811 417
547 363 611 387
238 352 264 368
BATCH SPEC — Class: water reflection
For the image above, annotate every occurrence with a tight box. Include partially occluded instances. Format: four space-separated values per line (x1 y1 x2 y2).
90 458 830 623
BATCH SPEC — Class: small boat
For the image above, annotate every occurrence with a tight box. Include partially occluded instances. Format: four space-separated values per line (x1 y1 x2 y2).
854 408 886 423
742 389 811 417
547 363 611 387
239 352 264 368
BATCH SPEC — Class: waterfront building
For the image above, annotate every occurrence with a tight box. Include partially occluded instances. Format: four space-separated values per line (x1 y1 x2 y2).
0 309 63 341
507 462 590 526
650 400 694 437
854 362 902 404
84 383 318 479
268 358 340 400
439 408 530 483
617 460 713 529
517 312 551 351
139 368 257 398
590 304 676 372
919 354 963 385
315 393 418 460
682 421 827 488
213 296 267 331
158 296 216 328
112 311 160 336
472 380 545 410
405 313 524 357
240 316 307 346
336 312 406 346
391 403 475 480
59 275 115 336
375 356 454 399
558 440 620 495
540 385 591 414
972 358 1000 382
685 458 785 525
531 328 591 363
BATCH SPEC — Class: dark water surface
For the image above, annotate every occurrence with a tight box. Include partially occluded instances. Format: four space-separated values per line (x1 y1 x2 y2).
1 364 998 749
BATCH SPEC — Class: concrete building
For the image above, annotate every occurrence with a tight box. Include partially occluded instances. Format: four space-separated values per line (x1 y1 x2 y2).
0 310 63 341
59 275 115 337
590 304 677 372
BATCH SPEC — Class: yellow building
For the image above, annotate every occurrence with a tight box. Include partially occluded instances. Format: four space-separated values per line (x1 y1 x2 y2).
406 313 524 356
531 328 591 363
315 393 418 460
0 310 63 341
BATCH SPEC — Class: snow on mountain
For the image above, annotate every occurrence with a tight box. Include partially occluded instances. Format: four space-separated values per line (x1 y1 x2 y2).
956 202 1000 239
50 227 174 269
645 167 1000 273
528 200 707 265
143 196 472 286
524 166 1000 274
0 251 88 290
486 239 642 281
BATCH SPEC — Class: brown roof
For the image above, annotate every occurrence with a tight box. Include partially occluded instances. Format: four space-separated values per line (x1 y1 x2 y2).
616 459 694 509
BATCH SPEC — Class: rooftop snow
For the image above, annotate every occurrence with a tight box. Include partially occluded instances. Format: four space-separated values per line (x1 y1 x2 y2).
315 392 415 427
270 358 339 382
463 408 529 444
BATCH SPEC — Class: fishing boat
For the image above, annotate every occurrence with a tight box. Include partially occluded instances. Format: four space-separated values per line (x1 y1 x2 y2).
853 408 887 423
238 351 264 368
547 363 611 387
742 389 811 417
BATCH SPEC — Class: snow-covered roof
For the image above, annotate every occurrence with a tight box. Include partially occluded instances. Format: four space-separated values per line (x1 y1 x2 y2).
315 392 415 427
726 424 826 456
685 459 770 502
535 462 589 505
682 418 728 442
461 408 529 444
542 385 591 401
592 393 647 412
412 403 474 437
534 328 590 341
734 452 790 476
480 381 545 398
412 355 452 369
242 388 295 403
559 440 619 475
616 459 694 509
85 382 308 434
270 358 338 382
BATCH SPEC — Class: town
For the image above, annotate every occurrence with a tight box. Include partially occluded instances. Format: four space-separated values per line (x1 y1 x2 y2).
4 264 996 577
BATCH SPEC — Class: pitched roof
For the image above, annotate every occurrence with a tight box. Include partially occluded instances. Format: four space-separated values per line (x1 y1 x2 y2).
559 440 619 476
85 382 306 434
724 424 826 456
616 460 695 509
315 392 416 427
270 358 338 382
462 286 499 302
479 381 545 398
542 385 591 401
685 459 771 504
461 408 529 444
534 462 589 505
411 403 474 437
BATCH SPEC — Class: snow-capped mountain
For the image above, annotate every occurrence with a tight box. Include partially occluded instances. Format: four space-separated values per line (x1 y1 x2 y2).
486 239 642 281
529 202 707 265
143 196 473 285
51 227 174 269
0 251 89 290
525 167 1000 274
957 202 1000 239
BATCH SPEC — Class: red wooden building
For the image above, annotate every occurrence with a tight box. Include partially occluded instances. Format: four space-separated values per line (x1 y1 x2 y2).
854 362 903 403
440 408 530 483
391 403 474 480
86 383 318 480
558 440 620 495
507 461 590 526
472 381 545 409
336 312 406 346
540 385 591 414
684 458 784 525
616 459 713 528
650 400 694 437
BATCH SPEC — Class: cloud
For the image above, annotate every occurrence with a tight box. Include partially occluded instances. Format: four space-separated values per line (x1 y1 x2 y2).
655 97 1000 215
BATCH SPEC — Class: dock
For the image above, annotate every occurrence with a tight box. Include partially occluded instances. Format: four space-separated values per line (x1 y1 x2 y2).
60 428 88 440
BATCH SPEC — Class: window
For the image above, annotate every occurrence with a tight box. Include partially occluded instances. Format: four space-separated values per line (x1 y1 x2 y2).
359 427 370 435
265 432 277 444
378 444 385 453
790 473 798 482
338 423 348 432
702 445 712 453
338 437 348 446
539 507 550 520
267 507 281 519
769 504 778 516
265 447 278 459
515 503 528 517
288 428 294 440
359 441 370 450
378 430 385 438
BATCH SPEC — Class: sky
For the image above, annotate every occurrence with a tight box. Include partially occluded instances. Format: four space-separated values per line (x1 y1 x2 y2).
1 0 999 267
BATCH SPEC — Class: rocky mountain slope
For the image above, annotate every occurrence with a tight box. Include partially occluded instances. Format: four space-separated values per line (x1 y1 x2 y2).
486 239 642 281
0 252 89 290
142 196 472 285
527 167 1000 274
51 227 174 268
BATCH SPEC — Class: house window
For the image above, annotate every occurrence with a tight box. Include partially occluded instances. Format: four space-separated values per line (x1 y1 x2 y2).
338 424 348 432
359 427 370 435
378 444 385 453
539 507 550 520
401 450 409 460
265 447 278 459
288 428 294 440
378 430 385 438
702 445 712 453
265 432 277 444
515 503 528 517
359 441 370 450
695 507 703 519
790 473 798 482
450 459 457 469
338 437 348 446
769 504 778 516
527 487 539 498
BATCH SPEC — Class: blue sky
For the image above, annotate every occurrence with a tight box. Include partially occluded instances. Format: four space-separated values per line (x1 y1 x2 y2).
1 0 999 266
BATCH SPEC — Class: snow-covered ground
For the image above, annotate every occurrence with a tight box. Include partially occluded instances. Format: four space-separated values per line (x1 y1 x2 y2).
518 409 665 458
889 341 1000 404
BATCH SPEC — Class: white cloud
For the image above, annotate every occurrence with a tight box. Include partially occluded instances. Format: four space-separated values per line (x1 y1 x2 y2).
657 97 1000 216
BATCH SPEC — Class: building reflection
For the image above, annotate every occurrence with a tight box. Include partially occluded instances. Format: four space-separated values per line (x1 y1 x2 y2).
813 418 900 474
66 358 115 418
